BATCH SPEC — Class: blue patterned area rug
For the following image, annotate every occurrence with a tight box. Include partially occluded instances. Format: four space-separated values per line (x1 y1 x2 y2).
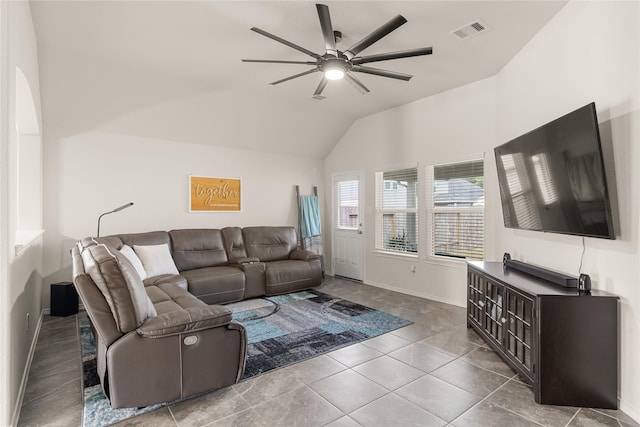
229 289 412 378
80 289 411 426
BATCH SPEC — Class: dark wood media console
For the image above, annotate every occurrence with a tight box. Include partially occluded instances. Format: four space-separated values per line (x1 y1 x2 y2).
467 261 618 408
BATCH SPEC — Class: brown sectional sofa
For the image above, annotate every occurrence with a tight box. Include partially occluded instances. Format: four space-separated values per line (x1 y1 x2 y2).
72 226 322 409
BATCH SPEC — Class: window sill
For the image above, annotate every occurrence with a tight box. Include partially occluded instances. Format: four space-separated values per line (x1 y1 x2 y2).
374 250 419 261
15 229 44 255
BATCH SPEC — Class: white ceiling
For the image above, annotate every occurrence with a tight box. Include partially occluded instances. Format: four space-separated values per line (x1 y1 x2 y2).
29 1 567 158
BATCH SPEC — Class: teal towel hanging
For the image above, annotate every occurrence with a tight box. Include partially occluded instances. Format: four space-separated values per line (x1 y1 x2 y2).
300 195 321 237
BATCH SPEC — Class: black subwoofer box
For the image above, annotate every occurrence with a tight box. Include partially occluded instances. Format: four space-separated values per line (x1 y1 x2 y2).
50 282 78 316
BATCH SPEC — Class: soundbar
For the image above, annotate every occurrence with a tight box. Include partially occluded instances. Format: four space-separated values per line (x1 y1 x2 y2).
502 253 578 288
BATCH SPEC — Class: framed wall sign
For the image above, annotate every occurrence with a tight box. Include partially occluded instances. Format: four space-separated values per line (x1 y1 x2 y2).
189 175 242 212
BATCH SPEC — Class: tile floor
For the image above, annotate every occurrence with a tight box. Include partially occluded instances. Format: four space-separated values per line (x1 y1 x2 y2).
18 277 638 427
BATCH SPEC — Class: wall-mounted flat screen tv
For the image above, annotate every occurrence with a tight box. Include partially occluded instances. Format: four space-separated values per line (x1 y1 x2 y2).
494 102 615 239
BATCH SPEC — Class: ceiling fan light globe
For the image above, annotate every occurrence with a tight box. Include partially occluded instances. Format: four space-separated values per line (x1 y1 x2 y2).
325 68 345 80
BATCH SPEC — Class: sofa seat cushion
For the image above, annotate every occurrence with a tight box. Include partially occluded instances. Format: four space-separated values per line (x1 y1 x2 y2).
143 274 188 290
146 283 198 312
140 284 232 338
181 266 245 304
264 259 321 295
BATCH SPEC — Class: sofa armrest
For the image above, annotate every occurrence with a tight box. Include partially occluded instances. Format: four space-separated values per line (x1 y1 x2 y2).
290 249 319 261
136 305 232 338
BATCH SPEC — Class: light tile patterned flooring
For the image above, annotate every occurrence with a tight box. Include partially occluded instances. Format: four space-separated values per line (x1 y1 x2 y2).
18 277 638 426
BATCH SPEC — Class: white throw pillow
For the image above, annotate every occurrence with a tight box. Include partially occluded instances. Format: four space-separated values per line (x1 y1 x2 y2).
134 244 180 277
119 245 147 280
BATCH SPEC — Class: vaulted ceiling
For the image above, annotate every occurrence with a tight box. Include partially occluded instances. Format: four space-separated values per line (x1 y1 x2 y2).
30 1 567 158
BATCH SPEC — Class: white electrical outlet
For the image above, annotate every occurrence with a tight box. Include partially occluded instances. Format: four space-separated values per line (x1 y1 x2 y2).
410 266 416 273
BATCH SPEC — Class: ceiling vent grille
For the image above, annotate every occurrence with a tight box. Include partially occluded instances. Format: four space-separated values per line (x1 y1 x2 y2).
451 20 490 40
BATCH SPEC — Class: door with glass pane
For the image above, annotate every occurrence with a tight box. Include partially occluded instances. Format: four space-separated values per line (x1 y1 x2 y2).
333 173 364 281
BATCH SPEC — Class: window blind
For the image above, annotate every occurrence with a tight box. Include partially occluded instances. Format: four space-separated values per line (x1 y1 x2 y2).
375 167 418 254
431 159 484 260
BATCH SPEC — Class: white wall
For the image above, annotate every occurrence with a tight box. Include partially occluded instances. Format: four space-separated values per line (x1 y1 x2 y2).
494 0 639 419
0 1 44 425
42 127 324 305
325 77 498 305
325 0 639 420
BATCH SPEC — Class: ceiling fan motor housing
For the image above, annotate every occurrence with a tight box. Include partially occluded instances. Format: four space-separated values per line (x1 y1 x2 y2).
321 56 352 72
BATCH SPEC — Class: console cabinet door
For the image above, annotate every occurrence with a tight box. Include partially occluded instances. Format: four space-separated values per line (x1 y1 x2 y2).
504 289 534 381
483 280 505 347
467 270 485 329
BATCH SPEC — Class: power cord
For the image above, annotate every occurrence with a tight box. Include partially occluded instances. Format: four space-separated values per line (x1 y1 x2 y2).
578 236 586 274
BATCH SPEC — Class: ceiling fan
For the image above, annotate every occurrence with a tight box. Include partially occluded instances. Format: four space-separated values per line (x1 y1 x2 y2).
242 3 433 98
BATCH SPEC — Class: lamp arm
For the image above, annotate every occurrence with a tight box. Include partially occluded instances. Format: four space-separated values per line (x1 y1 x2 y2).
96 202 134 237
97 211 111 237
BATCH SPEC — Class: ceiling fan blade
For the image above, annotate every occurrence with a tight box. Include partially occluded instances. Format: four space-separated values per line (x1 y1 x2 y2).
270 68 319 85
351 65 412 81
345 73 370 94
251 27 322 59
345 15 407 59
313 76 329 97
242 59 318 65
316 4 337 57
351 47 433 65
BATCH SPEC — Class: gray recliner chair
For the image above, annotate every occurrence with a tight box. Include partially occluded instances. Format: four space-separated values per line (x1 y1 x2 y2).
71 242 247 409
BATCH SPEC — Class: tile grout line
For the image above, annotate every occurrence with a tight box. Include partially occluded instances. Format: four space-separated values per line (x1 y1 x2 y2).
448 378 545 427
564 407 581 427
590 407 635 426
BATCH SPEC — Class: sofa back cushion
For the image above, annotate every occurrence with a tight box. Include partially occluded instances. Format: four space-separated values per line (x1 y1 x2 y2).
169 229 228 271
118 231 171 251
81 236 124 250
72 245 123 348
243 226 298 262
221 227 248 262
81 244 156 333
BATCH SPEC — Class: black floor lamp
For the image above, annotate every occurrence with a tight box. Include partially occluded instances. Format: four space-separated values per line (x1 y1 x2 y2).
97 202 134 237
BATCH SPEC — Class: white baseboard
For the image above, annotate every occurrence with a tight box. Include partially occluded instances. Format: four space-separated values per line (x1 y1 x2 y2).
11 310 44 427
618 398 640 424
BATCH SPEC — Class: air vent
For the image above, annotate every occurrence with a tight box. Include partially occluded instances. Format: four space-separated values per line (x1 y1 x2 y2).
451 20 490 40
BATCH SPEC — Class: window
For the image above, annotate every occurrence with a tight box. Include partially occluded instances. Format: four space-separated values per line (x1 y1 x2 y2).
375 167 418 254
336 179 359 229
427 159 484 260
